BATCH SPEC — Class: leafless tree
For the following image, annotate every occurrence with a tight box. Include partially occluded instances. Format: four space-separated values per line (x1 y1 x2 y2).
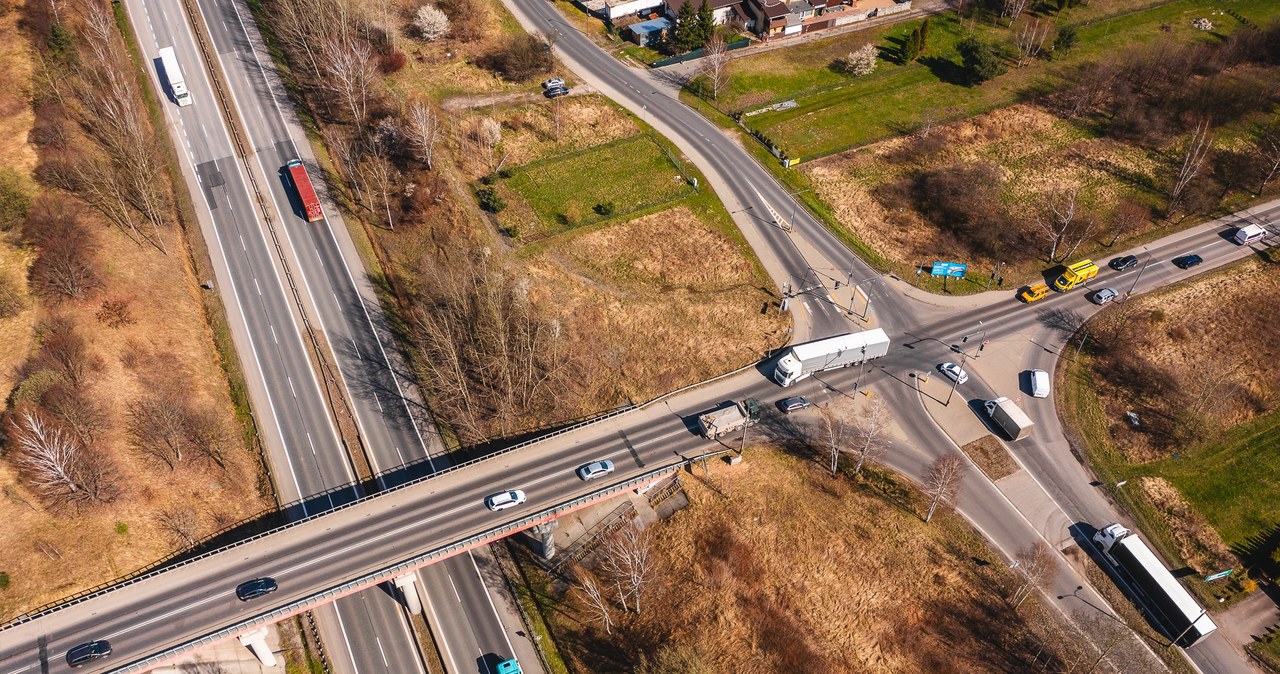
362 153 400 230
1037 185 1095 262
1106 199 1149 246
42 382 107 447
183 406 233 471
0 273 23 318
1253 120 1280 195
572 566 615 635
474 117 504 172
404 100 442 169
322 36 379 128
8 407 115 506
922 452 967 523
127 394 192 470
37 320 97 387
414 4 451 41
1169 118 1213 211
1009 541 1057 609
602 521 656 615
849 397 890 477
1001 0 1030 23
1015 19 1051 67
1066 609 1151 673
817 402 848 476
156 506 202 548
703 33 731 101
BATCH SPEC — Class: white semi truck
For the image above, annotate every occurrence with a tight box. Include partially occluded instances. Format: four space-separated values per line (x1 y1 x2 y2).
158 46 193 107
773 329 890 387
1093 523 1218 647
984 397 1034 441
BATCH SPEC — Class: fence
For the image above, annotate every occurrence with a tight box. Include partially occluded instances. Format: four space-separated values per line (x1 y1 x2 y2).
651 38 750 68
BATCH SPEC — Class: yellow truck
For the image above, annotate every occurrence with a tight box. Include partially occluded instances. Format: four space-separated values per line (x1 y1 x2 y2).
1053 259 1098 291
1019 282 1049 303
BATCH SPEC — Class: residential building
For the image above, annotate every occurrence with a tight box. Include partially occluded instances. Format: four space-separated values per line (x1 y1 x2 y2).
584 0 666 21
627 16 674 46
743 0 910 39
663 0 745 26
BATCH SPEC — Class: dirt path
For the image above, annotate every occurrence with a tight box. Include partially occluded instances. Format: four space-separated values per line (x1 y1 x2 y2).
440 84 598 112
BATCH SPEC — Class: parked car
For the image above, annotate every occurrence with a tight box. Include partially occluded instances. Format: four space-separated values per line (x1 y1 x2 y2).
1109 255 1138 271
66 640 112 667
1173 253 1204 269
485 489 527 511
544 86 569 99
235 577 278 601
1090 287 1119 305
779 396 811 413
576 460 615 481
939 362 968 384
542 78 565 90
1029 369 1051 398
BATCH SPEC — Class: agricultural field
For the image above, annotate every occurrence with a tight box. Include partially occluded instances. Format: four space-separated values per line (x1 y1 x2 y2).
1061 258 1280 606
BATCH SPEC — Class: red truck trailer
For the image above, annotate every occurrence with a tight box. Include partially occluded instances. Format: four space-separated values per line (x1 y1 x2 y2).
286 159 324 222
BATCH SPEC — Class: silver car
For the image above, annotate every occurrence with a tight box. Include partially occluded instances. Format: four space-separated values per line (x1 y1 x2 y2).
484 489 527 511
576 460 615 481
1090 287 1119 305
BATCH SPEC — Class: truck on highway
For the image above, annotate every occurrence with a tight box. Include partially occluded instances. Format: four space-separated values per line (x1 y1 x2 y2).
697 398 760 439
286 160 324 222
1093 523 1218 647
984 397 1034 441
773 329 890 387
157 46 192 107
1052 259 1097 291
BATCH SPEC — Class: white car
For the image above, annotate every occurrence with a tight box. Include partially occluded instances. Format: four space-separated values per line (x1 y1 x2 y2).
576 460 615 481
484 489 527 511
542 77 565 89
1029 369 1050 398
940 362 968 385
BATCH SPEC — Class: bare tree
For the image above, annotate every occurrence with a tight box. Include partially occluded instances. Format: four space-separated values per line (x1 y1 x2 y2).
1067 609 1152 673
8 407 115 506
322 36 379 128
404 100 442 169
572 566 615 635
37 320 97 387
1106 199 1149 246
1001 0 1030 22
703 33 731 101
183 407 233 471
1015 19 1051 67
42 382 107 447
474 117 504 173
156 506 201 548
849 397 890 477
1009 541 1057 609
1169 118 1213 211
414 4 451 41
1253 120 1280 195
127 394 192 470
1037 185 1095 262
922 452 967 523
817 402 848 476
362 153 400 230
602 521 656 615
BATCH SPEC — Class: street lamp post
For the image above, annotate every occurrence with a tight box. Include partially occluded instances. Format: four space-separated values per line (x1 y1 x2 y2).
1172 609 1208 647
1125 248 1151 301
945 348 968 406
855 345 867 391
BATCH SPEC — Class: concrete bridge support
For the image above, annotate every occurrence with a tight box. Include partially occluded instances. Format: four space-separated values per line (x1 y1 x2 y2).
532 520 558 560
237 626 277 667
394 573 423 615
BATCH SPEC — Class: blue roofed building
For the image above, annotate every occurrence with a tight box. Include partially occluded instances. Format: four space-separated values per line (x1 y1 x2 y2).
627 16 673 47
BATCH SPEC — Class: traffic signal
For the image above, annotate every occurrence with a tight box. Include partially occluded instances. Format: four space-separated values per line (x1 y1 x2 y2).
980 340 988 351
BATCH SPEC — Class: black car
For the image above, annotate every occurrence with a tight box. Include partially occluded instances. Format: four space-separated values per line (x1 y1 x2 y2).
1173 253 1204 269
544 86 570 99
1109 255 1138 271
66 640 111 667
236 577 279 601
779 396 811 413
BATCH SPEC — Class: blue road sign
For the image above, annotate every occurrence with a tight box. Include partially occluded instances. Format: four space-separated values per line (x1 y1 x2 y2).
931 261 968 278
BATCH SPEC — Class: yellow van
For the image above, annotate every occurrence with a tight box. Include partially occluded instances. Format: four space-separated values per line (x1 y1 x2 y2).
1053 259 1098 291
1019 282 1050 303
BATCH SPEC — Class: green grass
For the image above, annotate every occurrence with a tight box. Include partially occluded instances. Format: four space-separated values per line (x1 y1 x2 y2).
708 0 1280 161
498 134 695 237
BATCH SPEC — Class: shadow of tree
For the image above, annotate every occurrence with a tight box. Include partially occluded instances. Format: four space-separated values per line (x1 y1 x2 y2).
918 55 969 86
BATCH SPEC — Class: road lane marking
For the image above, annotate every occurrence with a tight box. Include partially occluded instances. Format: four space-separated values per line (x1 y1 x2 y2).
103 592 223 640
287 376 296 398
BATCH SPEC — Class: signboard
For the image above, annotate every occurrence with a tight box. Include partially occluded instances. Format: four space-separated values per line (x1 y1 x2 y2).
930 261 968 278
1203 569 1233 582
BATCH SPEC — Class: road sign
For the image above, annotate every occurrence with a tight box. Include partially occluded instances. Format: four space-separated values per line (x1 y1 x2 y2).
1204 569 1233 582
930 261 968 278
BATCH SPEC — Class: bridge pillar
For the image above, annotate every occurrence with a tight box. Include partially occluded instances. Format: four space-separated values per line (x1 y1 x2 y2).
531 520 558 560
238 626 277 667
394 573 423 615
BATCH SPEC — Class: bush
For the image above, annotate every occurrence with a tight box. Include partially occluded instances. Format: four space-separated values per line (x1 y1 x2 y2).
379 51 407 74
958 37 1007 84
114 521 129 535
593 202 616 216
0 169 30 231
476 186 506 213
483 33 553 82
0 572 9 590
837 44 878 76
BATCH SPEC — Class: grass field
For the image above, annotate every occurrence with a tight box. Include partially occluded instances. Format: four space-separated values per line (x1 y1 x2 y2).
712 0 1280 160
495 134 696 239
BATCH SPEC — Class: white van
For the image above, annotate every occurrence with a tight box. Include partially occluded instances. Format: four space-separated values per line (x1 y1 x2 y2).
1030 369 1050 398
1234 224 1266 245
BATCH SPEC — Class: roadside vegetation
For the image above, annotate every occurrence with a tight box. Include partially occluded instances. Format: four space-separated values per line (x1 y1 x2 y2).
0 0 269 619
519 445 1158 672
687 0 1280 291
258 0 785 449
1060 257 1280 610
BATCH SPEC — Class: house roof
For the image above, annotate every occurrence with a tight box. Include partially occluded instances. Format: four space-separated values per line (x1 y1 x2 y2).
754 0 790 18
630 16 674 33
666 0 742 15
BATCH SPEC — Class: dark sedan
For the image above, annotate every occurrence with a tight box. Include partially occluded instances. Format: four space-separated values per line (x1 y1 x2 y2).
1173 254 1204 269
236 577 279 601
1109 255 1138 271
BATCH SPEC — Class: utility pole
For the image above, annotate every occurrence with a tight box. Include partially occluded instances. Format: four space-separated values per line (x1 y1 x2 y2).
1172 609 1208 647
855 345 867 391
1125 248 1151 301
945 348 968 406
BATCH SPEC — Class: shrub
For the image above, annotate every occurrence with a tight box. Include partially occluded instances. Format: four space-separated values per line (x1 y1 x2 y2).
837 44 878 76
476 186 506 213
483 33 553 82
0 169 30 231
115 521 129 535
958 37 1007 84
593 202 616 217
414 4 451 42
0 273 24 318
0 572 9 590
379 51 407 74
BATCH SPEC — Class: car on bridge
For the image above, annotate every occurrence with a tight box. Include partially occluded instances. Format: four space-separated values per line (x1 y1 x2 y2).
236 577 278 601
577 460 615 481
939 362 968 384
66 640 111 667
485 489 528 511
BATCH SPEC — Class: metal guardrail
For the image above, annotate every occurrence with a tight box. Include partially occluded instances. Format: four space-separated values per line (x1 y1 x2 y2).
104 452 727 673
550 500 637 573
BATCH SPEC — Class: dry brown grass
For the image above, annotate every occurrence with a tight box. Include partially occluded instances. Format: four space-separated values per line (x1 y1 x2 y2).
1138 477 1234 573
550 447 1077 673
962 434 1018 481
802 103 1164 279
527 206 788 405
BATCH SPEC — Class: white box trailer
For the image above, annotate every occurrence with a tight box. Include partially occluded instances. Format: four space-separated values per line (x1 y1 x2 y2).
158 46 193 107
984 397 1034 441
773 329 890 387
1093 523 1218 647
